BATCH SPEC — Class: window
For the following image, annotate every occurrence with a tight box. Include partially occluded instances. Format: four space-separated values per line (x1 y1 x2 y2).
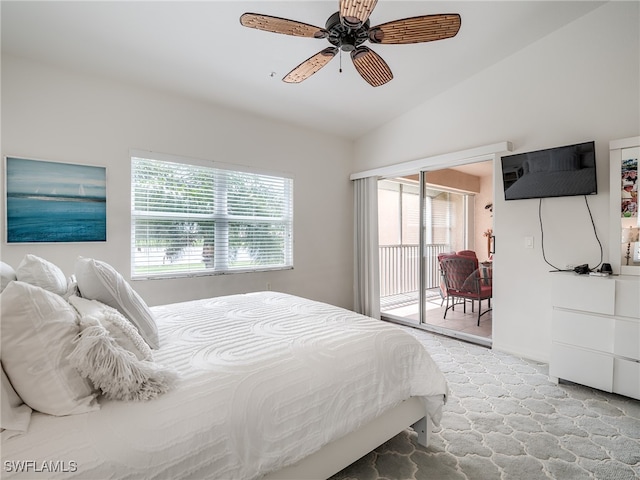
131 152 293 278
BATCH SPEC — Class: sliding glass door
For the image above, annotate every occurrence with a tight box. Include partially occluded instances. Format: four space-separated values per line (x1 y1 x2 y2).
378 162 493 345
378 175 468 324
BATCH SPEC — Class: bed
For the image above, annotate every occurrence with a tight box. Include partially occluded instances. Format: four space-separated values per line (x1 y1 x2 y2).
1 255 448 479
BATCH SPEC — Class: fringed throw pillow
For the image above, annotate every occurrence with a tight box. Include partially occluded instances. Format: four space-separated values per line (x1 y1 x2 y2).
69 317 177 401
68 295 153 361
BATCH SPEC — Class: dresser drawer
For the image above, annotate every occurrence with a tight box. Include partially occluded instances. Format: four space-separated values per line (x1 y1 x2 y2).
552 309 614 353
615 279 640 318
613 358 640 400
551 274 615 315
550 343 613 392
614 319 640 360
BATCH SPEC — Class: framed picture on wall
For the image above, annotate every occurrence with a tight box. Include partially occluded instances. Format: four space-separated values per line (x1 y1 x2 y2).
5 156 107 243
621 149 638 218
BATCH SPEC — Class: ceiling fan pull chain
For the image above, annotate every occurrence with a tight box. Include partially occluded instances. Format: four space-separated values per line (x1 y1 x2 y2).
339 49 343 73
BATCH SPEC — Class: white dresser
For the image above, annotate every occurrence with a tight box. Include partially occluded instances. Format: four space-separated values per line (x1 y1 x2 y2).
550 273 640 400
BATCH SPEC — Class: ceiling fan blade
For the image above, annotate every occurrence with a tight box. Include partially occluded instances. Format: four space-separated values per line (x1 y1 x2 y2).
283 47 338 83
339 0 378 28
351 46 392 87
369 14 461 44
240 13 327 38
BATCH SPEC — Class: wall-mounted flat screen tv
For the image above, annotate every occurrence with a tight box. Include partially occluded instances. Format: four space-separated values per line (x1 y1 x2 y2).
501 141 597 200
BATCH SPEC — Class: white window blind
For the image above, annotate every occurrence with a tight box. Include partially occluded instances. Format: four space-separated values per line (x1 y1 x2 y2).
429 189 453 245
131 154 293 278
427 188 468 247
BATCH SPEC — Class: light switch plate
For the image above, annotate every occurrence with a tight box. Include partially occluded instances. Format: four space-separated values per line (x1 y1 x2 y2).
524 236 534 249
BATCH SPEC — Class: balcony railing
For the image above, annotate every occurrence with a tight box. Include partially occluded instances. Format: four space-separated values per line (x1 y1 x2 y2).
379 243 451 297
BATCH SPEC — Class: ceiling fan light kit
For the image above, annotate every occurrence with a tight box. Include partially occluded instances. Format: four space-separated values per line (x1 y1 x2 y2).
240 0 461 87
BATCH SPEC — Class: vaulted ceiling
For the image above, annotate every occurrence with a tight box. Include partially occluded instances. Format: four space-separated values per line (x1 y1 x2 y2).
1 1 605 139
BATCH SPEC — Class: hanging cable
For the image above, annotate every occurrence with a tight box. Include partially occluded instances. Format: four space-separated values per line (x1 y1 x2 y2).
539 196 603 272
538 198 564 271
583 195 603 270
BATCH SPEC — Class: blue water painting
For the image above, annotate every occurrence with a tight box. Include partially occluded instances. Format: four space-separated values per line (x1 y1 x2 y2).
6 157 107 243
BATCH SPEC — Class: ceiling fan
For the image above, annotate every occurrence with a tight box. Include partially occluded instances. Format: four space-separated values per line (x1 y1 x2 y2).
240 0 461 87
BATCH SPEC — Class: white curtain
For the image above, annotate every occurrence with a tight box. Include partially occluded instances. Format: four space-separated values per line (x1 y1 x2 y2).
353 176 380 319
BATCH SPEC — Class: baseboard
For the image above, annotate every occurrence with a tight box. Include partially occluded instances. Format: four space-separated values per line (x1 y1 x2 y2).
491 341 549 364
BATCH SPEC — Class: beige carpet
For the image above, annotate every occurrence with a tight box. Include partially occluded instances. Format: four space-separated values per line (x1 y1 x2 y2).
330 327 640 480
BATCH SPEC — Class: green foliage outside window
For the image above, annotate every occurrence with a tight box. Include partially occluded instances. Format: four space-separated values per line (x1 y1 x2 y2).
131 156 292 277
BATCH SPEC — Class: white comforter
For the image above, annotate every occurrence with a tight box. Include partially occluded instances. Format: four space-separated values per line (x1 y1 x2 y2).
2 292 447 479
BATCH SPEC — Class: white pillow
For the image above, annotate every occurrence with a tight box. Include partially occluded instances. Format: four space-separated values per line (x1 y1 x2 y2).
0 262 16 292
1 362 32 440
0 281 98 416
68 295 153 361
15 254 67 296
75 257 159 349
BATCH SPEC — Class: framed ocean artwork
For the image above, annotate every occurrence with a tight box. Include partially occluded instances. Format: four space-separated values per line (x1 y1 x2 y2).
5 157 107 243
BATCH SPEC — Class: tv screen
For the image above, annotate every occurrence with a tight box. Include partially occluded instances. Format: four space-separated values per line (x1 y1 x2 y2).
501 141 597 200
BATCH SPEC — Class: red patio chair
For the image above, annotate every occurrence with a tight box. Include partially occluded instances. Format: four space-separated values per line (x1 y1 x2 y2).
440 254 492 325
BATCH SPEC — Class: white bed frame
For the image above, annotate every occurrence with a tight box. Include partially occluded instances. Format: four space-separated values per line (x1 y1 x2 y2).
264 397 432 480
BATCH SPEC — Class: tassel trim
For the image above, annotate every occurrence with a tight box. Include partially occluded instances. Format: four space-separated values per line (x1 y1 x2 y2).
69 318 177 401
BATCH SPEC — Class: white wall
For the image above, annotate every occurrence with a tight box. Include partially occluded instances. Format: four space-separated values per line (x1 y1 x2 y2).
1 55 355 309
353 2 640 361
